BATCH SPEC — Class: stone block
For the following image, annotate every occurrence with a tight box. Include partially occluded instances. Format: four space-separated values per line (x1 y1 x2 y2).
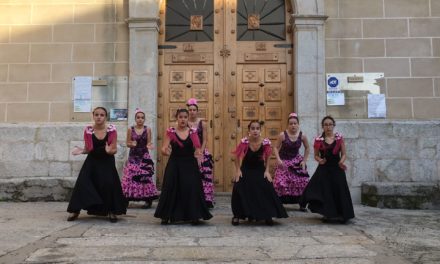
74 4 116 23
335 121 359 139
7 103 50 122
36 125 83 142
0 125 36 141
413 98 440 118
409 18 440 37
325 40 339 57
340 39 385 57
338 0 383 18
434 0 440 16
417 137 439 159
30 44 72 63
0 177 75 201
350 186 361 204
392 121 440 138
0 26 9 43
345 138 368 160
384 0 429 17
351 159 375 187
54 24 94 42
9 64 51 82
0 83 28 102
28 83 71 101
0 161 49 178
410 159 438 182
435 38 440 57
94 63 129 76
116 0 129 22
0 44 29 63
31 4 73 24
325 19 362 39
73 43 115 62
376 159 411 182
363 19 408 38
385 98 413 119
10 25 52 43
364 58 410 77
366 138 416 159
386 38 431 57
115 43 129 62
325 58 363 74
0 4 31 24
95 23 128 42
387 78 433 97
412 58 440 77
359 122 393 138
34 141 69 161
0 64 7 82
0 104 5 122
49 162 72 177
361 182 440 209
50 103 71 122
1 142 34 161
51 63 94 82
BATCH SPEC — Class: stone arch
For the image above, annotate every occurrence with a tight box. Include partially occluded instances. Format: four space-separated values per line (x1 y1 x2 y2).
290 0 324 15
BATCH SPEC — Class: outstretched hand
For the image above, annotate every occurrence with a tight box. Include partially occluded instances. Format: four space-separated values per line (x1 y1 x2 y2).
71 146 84 156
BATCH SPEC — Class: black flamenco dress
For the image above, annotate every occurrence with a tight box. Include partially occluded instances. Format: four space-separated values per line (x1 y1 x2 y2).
231 144 288 221
154 132 212 222
67 134 127 216
300 140 355 222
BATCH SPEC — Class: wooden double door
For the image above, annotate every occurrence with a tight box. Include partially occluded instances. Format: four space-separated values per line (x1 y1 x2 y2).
157 0 294 191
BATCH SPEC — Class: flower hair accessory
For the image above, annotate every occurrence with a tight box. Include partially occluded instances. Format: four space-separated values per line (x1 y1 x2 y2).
187 98 198 106
134 108 144 115
289 112 298 118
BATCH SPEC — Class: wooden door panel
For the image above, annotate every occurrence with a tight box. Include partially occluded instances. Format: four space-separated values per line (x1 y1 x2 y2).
159 0 293 192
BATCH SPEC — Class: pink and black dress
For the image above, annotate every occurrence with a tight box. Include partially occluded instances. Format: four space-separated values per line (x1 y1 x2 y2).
273 131 309 204
300 133 354 222
231 138 287 221
67 124 127 216
122 126 158 203
194 120 215 208
154 127 212 222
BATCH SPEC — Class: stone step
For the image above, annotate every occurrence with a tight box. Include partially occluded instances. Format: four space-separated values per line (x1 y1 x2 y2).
361 182 440 210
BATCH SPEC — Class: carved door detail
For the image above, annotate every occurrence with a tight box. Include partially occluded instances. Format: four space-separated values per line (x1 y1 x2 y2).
159 0 293 191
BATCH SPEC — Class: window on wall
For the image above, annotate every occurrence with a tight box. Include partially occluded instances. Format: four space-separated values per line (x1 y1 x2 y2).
165 0 214 42
236 0 286 41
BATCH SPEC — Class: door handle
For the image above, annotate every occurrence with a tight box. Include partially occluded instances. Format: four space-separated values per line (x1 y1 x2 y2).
237 119 240 128
210 120 213 128
186 83 192 88
259 82 265 87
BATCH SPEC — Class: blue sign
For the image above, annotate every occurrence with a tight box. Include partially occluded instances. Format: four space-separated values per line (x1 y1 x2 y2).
327 76 339 88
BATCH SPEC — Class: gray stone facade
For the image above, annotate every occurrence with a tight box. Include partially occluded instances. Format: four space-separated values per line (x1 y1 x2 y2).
1 121 439 203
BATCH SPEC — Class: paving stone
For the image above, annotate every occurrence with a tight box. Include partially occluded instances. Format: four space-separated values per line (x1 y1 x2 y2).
296 244 377 258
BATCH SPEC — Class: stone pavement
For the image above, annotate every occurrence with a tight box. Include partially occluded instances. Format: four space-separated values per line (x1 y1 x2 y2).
0 195 439 264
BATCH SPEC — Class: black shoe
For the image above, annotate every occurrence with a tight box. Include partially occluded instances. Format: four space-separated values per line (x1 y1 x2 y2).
161 219 169 225
231 217 239 226
299 207 307 212
108 213 117 223
141 201 152 209
265 219 274 226
190 219 200 226
67 212 79 221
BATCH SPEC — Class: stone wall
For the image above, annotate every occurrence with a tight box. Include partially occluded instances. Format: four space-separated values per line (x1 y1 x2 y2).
325 0 440 119
337 120 440 203
0 123 129 201
1 121 439 202
0 0 129 122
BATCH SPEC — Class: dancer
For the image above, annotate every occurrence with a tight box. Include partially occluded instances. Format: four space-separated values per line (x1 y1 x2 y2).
231 120 288 226
273 113 310 210
154 108 212 225
300 116 355 223
187 98 215 208
121 108 158 208
67 107 127 223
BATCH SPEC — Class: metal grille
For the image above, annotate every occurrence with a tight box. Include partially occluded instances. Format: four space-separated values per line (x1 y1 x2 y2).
165 0 214 42
237 0 286 41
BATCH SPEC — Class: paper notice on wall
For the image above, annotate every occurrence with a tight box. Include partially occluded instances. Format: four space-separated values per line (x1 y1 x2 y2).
73 76 92 112
368 94 386 118
327 91 345 106
73 76 92 100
